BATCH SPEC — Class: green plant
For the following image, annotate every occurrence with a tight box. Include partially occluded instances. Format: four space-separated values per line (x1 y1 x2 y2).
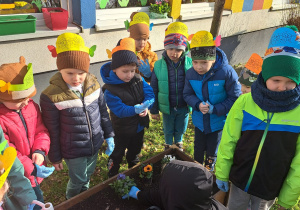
139 163 153 179
96 0 109 9
109 174 136 197
149 0 171 14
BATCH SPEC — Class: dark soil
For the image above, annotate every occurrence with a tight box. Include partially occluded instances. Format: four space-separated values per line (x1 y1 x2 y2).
68 160 164 210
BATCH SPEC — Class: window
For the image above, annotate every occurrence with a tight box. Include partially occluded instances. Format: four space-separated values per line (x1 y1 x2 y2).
0 0 61 15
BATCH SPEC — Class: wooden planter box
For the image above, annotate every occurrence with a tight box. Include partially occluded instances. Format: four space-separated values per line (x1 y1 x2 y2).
54 147 228 210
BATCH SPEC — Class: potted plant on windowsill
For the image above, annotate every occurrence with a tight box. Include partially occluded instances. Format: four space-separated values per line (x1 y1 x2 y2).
42 7 68 30
149 0 171 19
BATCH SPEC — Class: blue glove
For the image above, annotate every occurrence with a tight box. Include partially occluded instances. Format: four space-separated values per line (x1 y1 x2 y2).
122 186 140 200
27 203 35 210
139 59 152 78
35 164 55 178
105 137 115 156
216 179 229 192
134 99 155 114
206 101 214 114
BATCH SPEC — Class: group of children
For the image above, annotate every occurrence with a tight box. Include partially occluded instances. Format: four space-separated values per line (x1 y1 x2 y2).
0 10 299 210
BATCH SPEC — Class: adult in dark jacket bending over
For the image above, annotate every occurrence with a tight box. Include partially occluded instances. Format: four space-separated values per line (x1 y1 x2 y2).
123 160 228 210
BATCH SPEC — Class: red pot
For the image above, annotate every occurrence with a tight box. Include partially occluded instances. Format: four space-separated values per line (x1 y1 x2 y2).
42 7 68 31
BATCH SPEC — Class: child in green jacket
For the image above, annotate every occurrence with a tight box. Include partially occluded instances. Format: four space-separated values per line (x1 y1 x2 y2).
215 26 300 210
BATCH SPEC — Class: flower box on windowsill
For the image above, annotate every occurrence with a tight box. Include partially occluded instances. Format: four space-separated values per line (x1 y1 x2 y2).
42 7 68 30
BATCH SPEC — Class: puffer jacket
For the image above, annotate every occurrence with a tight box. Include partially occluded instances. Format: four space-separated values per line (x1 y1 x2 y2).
136 41 158 80
183 48 241 133
40 72 114 163
150 51 192 115
0 99 50 187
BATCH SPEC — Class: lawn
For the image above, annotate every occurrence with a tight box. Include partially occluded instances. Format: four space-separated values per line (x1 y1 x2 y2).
40 115 300 210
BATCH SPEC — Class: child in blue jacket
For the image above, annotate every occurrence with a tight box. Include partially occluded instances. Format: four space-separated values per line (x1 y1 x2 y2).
183 31 241 170
101 38 155 178
150 22 192 151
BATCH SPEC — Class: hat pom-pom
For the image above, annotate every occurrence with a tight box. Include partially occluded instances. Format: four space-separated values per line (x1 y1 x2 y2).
285 25 299 32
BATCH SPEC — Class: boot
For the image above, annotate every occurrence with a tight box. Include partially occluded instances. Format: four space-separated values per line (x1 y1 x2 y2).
204 156 216 171
164 144 172 151
175 142 183 152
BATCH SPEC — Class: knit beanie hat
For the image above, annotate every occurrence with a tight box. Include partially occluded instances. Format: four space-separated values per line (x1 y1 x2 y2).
108 37 139 70
262 26 300 85
0 56 36 102
126 12 150 40
239 53 263 86
164 22 188 51
189 31 221 61
47 33 97 72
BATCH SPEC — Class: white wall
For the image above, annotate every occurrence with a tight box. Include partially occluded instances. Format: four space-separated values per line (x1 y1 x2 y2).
0 8 284 74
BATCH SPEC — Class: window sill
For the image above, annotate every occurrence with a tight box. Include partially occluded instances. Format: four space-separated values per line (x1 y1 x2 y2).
180 2 231 21
0 22 80 42
270 3 296 11
95 7 172 31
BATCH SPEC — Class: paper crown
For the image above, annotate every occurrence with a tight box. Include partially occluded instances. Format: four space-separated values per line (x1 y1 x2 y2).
124 12 153 31
0 56 35 101
267 27 300 49
130 12 149 27
47 33 97 58
244 53 263 75
106 37 136 59
189 31 221 48
0 140 17 189
165 22 189 39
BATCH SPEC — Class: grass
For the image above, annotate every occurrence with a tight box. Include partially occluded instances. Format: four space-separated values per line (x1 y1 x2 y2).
40 115 300 209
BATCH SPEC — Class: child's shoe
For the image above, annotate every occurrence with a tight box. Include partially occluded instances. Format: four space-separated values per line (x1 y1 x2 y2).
204 156 216 171
175 142 183 152
164 144 172 151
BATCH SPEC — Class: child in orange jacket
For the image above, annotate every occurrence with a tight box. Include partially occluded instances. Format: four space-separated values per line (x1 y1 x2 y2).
126 12 158 82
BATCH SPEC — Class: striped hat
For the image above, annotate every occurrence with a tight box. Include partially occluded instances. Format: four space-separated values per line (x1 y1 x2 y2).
164 22 188 51
262 26 300 85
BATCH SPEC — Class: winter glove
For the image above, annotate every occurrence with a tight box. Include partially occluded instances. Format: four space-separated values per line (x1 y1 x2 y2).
139 59 152 78
206 101 214 114
35 164 55 178
105 137 115 156
216 179 229 192
27 203 35 210
122 186 140 200
134 98 155 114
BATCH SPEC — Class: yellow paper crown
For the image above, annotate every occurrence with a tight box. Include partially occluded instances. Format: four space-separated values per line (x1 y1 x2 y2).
0 140 17 189
165 22 189 39
56 33 90 54
0 63 34 93
129 12 150 27
190 31 215 48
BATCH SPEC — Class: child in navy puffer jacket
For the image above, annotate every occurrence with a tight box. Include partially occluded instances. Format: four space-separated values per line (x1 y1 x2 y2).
183 31 241 171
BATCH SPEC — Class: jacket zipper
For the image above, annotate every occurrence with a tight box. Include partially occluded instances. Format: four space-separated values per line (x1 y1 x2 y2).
82 84 95 155
244 112 274 192
18 110 31 156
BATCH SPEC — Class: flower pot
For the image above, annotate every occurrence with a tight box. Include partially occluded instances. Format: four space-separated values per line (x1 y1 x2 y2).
149 12 168 19
42 7 68 31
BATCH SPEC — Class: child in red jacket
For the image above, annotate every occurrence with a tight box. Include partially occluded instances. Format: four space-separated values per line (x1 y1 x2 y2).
0 56 54 210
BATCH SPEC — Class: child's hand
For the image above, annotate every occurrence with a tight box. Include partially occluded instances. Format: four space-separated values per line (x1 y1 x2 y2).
32 153 44 166
199 102 209 114
151 114 160 121
139 109 148 117
53 163 64 171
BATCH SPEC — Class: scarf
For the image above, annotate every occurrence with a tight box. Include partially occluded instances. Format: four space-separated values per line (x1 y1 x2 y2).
251 73 300 113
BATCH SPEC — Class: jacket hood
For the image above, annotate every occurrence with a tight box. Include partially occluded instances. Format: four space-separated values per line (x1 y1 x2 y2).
100 62 124 85
211 48 229 72
160 160 215 209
